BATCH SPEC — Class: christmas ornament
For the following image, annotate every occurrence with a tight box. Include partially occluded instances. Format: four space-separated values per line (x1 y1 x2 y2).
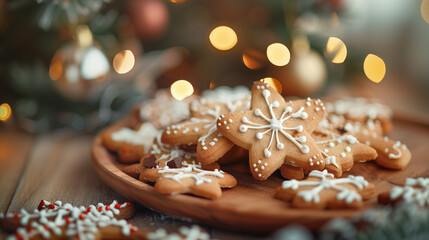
128 0 169 42
49 39 110 101
271 50 327 97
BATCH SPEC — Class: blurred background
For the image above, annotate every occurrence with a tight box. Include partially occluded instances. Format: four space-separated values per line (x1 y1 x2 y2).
0 0 428 133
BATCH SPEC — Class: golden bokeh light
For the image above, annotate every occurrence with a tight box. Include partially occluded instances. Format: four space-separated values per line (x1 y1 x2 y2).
260 77 282 94
170 0 186 3
422 0 429 24
266 43 290 67
242 49 265 70
0 103 12 122
113 50 135 74
364 54 386 83
324 37 347 64
170 80 194 101
209 26 238 51
76 25 93 47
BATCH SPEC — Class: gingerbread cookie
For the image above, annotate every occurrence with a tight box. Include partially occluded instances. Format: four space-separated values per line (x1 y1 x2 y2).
0 200 144 240
103 122 160 163
378 178 429 207
342 122 411 170
162 86 250 165
275 170 375 209
140 89 197 129
147 225 210 240
121 163 141 179
139 136 236 199
281 130 377 179
325 97 393 133
217 81 326 180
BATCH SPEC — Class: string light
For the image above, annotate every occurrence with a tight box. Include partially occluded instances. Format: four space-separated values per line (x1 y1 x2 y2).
0 103 12 122
260 77 282 94
422 0 429 24
324 37 347 64
113 50 135 74
266 43 290 66
364 54 386 83
170 80 194 101
209 26 238 51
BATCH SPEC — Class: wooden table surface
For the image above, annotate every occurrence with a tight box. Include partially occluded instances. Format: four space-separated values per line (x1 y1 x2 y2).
0 126 264 240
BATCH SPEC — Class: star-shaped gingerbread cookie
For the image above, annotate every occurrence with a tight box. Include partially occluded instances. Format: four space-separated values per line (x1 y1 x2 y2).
139 136 236 199
281 129 378 179
0 200 144 240
161 87 250 165
378 177 429 207
275 170 375 209
216 81 326 180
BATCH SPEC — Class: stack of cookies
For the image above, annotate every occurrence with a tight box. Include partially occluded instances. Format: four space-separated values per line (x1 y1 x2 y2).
102 80 412 209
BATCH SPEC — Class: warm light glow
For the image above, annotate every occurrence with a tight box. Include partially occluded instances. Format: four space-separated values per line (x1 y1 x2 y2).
113 50 136 74
260 77 282 94
422 0 429 24
209 82 216 89
170 0 186 3
170 80 194 101
242 49 265 70
49 57 63 81
331 12 340 28
324 37 347 64
266 43 290 66
76 25 93 47
0 103 12 122
364 54 386 83
209 26 238 51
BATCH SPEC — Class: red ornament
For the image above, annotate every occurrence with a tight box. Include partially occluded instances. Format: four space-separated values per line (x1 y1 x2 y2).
128 0 169 42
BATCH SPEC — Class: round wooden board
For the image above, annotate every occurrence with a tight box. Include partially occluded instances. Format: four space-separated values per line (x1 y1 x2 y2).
91 117 429 234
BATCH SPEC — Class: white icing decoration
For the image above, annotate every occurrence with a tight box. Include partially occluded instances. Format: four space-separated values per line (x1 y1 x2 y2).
388 141 402 159
389 178 429 207
282 170 368 204
239 88 311 157
150 135 196 165
111 123 160 154
1 200 136 240
325 97 392 120
140 89 192 128
147 225 210 240
158 164 224 185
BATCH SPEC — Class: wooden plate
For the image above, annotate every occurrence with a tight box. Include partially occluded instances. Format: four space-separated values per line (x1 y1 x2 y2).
91 117 429 234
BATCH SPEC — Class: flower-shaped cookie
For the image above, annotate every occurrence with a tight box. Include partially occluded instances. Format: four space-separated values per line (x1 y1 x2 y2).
217 81 325 180
276 170 375 209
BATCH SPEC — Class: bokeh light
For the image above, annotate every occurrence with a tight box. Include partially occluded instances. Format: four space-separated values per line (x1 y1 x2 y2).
49 56 63 81
76 25 93 47
324 37 347 64
0 103 12 122
170 80 194 101
113 50 136 74
170 0 186 3
422 0 429 24
266 43 290 66
260 77 282 94
242 49 265 70
209 26 238 51
364 54 386 83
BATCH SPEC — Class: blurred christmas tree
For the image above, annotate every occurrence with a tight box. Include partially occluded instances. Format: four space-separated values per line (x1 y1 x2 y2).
0 0 352 132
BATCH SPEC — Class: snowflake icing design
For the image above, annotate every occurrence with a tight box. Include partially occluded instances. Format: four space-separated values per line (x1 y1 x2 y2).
158 163 224 185
282 170 368 204
390 178 429 207
239 89 310 158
